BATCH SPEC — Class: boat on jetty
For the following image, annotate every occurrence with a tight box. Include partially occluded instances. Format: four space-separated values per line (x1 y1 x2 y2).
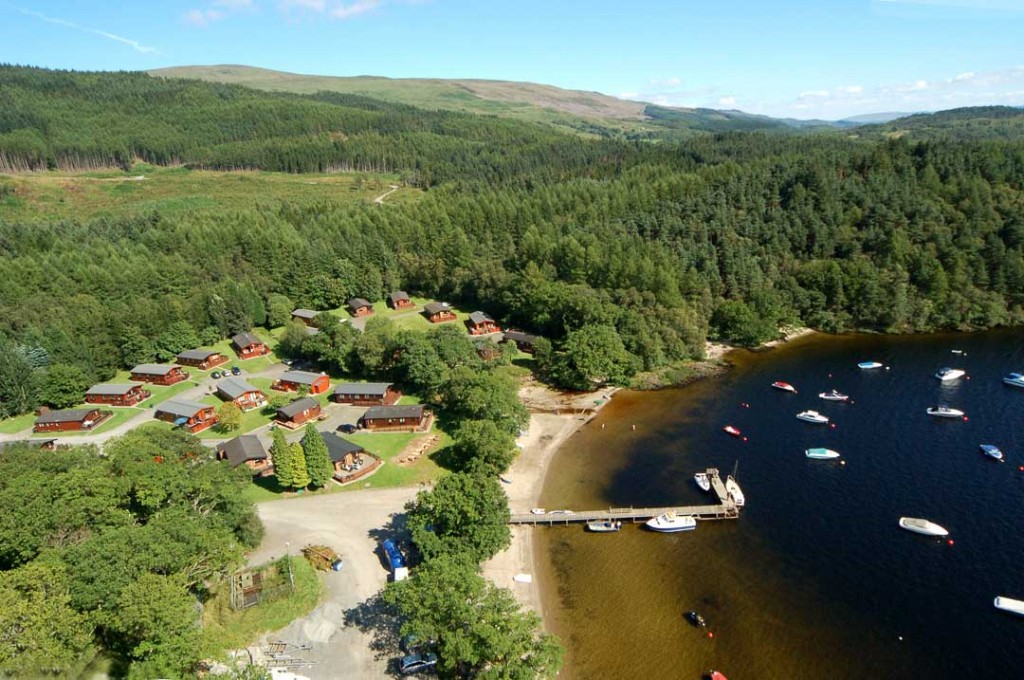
898 517 949 537
725 476 745 507
586 520 622 533
646 513 696 533
723 425 742 437
858 361 884 369
994 596 1024 616
818 389 849 402
805 447 840 460
927 405 965 418
694 472 711 492
980 444 1004 461
1003 372 1024 388
796 410 829 424
935 367 966 382
771 381 798 393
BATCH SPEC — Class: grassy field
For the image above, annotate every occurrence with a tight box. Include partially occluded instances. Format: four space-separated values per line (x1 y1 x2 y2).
0 412 36 435
200 556 324 660
197 393 275 439
0 165 420 222
390 306 474 332
137 380 203 408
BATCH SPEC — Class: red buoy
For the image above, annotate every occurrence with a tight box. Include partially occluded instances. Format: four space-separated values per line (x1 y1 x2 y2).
948 539 955 546
963 416 969 422
742 436 749 442
707 631 714 639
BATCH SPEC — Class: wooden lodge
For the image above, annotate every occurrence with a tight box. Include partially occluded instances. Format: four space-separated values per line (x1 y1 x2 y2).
0 439 58 452
320 431 380 483
272 370 330 395
467 311 501 335
84 383 151 407
130 363 189 386
423 301 456 324
275 397 321 429
216 435 272 476
331 382 400 406
175 348 228 370
33 408 109 433
359 404 432 433
502 330 540 354
291 309 319 326
347 298 374 317
216 377 267 411
154 399 218 434
231 332 271 360
388 291 414 310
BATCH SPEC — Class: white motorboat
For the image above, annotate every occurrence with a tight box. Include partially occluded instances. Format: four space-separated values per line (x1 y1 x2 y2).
694 472 711 492
980 444 1004 461
725 476 745 507
1003 372 1024 388
805 447 840 460
796 410 829 424
935 367 966 382
818 389 849 402
586 520 622 533
858 361 884 369
898 517 949 537
994 596 1024 616
926 406 965 418
771 381 798 393
645 513 696 533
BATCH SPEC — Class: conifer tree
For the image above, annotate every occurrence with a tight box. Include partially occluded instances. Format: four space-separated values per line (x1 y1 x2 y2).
289 442 311 489
302 424 333 489
270 429 294 488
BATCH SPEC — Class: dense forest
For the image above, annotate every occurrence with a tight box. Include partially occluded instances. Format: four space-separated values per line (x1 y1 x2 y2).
2 66 1024 412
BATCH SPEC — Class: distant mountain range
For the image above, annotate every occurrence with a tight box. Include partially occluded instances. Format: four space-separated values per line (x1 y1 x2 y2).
150 65 1021 138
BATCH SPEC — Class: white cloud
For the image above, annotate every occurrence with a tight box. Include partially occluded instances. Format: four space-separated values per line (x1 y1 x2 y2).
215 0 254 7
718 95 737 107
838 85 864 94
331 0 381 18
650 76 683 87
15 6 159 54
799 89 831 99
953 71 976 82
279 0 384 18
281 0 327 9
185 8 226 26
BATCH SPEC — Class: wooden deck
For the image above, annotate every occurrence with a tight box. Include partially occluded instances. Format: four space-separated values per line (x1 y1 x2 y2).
510 468 740 525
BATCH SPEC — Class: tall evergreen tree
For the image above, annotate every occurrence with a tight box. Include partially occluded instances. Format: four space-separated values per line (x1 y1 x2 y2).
269 429 294 488
288 442 311 490
301 424 333 489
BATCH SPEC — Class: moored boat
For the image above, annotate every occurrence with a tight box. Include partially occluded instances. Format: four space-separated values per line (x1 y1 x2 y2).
858 361 883 369
725 476 745 507
898 517 949 536
980 444 1004 461
709 672 729 680
796 410 829 424
645 512 696 533
694 472 711 492
805 447 840 460
926 405 965 418
771 381 798 393
1003 372 1024 388
685 610 707 628
935 367 966 382
818 389 849 402
994 596 1024 616
586 520 622 533
723 425 742 437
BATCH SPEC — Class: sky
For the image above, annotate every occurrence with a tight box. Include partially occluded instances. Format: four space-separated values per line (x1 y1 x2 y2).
1 0 1023 120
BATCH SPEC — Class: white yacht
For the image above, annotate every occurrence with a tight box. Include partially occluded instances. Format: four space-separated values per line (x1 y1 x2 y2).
926 406 965 418
725 476 745 507
898 517 949 537
693 472 711 492
935 367 966 382
796 410 829 424
645 513 696 533
994 596 1024 616
1003 372 1024 388
805 447 841 460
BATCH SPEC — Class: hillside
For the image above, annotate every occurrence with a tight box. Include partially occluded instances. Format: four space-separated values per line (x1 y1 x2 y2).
149 64 829 137
856 105 1024 140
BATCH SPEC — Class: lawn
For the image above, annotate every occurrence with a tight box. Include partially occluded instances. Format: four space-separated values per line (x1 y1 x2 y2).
33 407 145 438
200 556 324 661
329 295 435 321
0 412 36 435
138 380 202 408
0 166 419 223
389 306 474 332
197 394 275 439
343 429 449 490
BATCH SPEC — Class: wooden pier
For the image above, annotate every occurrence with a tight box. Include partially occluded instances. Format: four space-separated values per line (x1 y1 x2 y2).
509 468 740 525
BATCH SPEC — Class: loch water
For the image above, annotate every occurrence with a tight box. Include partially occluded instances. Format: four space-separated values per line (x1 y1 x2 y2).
536 329 1024 679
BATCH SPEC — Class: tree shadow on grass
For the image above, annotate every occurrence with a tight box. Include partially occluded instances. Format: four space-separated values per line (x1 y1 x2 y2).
343 591 403 668
251 473 287 494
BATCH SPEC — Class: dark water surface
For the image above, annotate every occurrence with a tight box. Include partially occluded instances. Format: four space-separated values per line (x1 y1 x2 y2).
536 329 1024 679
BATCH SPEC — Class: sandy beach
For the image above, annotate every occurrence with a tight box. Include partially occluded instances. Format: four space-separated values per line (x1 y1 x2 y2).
480 381 616 620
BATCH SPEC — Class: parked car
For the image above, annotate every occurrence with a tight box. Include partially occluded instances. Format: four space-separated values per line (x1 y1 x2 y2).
211 371 222 379
230 366 241 376
399 652 438 675
337 423 357 434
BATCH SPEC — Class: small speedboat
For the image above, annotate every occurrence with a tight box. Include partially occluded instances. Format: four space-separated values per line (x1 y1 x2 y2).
586 520 622 533
935 367 966 382
994 596 1024 616
980 444 1004 461
796 410 829 424
694 472 711 492
927 405 965 418
685 610 707 628
858 361 884 369
723 425 742 437
1003 372 1024 388
710 672 729 680
899 517 949 537
818 389 849 402
805 447 840 460
646 513 697 533
725 476 745 507
771 381 798 393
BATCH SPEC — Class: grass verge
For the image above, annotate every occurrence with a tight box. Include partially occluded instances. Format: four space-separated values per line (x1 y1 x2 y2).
0 412 36 434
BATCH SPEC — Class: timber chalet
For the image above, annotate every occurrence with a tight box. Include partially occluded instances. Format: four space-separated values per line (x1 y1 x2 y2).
175 348 228 370
291 309 319 326
275 397 321 428
467 311 501 335
216 377 267 411
154 399 218 433
359 404 432 432
347 298 374 317
272 370 330 395
331 382 401 406
130 363 189 385
85 383 150 407
320 431 380 483
388 291 414 310
231 332 271 360
423 301 456 323
34 408 109 433
216 435 271 475
502 330 540 354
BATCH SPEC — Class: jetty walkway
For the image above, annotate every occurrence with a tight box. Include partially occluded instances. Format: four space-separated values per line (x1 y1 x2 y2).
509 468 740 525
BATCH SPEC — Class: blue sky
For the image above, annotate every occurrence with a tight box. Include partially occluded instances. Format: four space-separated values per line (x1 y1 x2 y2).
2 0 1023 119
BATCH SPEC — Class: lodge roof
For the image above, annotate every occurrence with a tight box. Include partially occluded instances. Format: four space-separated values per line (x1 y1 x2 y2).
156 399 210 419
347 297 372 310
86 383 143 396
469 311 495 325
278 370 326 385
423 302 451 315
231 332 263 348
216 435 268 467
333 382 393 397
131 363 181 375
291 308 319 320
35 408 100 424
277 397 319 420
363 404 425 420
389 291 410 304
176 348 221 361
217 377 260 400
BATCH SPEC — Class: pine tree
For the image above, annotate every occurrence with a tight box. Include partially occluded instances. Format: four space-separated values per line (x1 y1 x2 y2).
270 429 294 488
289 442 311 489
302 424 333 488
